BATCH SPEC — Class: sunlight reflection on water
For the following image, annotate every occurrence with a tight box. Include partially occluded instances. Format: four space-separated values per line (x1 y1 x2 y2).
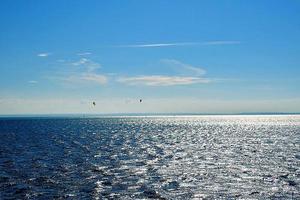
0 115 299 199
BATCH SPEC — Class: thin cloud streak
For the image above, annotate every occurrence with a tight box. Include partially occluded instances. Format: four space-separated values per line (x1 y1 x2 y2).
118 75 211 86
117 59 213 86
116 41 240 48
161 59 206 76
80 73 107 84
77 52 92 56
117 42 197 48
201 41 241 45
37 53 51 57
63 73 107 85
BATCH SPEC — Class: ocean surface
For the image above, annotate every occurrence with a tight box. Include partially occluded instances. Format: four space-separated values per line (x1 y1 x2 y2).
0 115 299 199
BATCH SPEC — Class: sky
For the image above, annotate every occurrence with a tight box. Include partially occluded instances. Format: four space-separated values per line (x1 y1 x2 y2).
0 0 300 114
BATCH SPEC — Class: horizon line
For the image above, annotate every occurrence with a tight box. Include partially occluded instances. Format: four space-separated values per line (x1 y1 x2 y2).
1 112 300 118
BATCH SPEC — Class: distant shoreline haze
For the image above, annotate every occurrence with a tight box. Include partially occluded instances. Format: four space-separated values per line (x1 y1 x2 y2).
1 112 300 119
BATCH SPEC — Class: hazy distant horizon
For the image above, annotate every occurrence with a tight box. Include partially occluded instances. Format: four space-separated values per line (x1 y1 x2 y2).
1 112 300 118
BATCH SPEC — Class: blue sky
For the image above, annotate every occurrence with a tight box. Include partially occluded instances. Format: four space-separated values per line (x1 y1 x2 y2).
0 0 300 114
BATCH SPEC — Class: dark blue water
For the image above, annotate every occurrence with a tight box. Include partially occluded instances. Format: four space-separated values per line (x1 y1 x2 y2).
0 115 299 199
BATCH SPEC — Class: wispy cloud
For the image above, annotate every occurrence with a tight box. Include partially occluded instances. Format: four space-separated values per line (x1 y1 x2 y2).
117 59 214 86
116 41 240 48
77 52 92 56
37 52 51 57
201 41 241 45
81 73 107 84
72 58 89 66
64 73 107 85
50 58 108 87
71 58 101 72
118 75 210 86
117 42 197 48
28 80 38 84
161 59 206 76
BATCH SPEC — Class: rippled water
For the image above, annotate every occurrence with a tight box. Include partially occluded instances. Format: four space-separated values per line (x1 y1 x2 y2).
0 115 299 199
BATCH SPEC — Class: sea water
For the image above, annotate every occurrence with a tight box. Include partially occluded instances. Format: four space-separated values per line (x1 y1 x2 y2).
0 115 299 199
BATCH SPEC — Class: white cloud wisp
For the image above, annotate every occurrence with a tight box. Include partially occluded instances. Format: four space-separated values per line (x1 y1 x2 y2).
161 59 206 76
118 59 212 86
80 73 107 85
71 58 101 73
116 41 240 48
77 52 92 56
37 53 51 57
118 75 211 86
55 58 108 86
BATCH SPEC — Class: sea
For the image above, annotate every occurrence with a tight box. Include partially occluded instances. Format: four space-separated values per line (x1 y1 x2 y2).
0 115 299 199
